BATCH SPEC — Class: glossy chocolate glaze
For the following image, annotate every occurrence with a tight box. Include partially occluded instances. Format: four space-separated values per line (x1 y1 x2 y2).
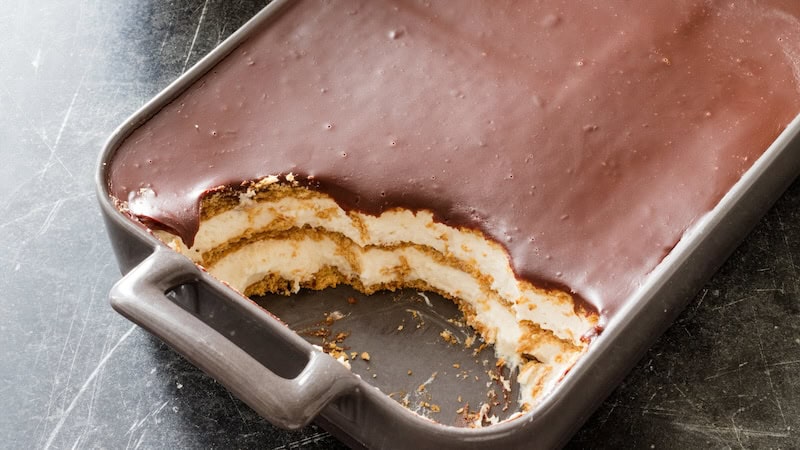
109 0 800 317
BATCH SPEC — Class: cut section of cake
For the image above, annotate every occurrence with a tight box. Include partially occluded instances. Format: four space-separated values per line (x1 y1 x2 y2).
148 175 598 410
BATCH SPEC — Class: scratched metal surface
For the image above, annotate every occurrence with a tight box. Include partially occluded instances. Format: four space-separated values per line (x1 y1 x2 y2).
0 0 797 449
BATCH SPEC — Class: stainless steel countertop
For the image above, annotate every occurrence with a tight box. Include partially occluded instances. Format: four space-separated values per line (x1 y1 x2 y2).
1 1 798 448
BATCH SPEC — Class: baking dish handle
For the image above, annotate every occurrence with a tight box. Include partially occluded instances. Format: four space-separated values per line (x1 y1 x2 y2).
110 248 359 429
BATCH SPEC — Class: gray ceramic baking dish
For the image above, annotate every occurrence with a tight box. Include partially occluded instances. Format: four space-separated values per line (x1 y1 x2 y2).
96 0 800 448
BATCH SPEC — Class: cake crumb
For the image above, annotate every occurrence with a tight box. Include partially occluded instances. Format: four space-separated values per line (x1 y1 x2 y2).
406 309 425 329
464 335 476 348
440 330 458 345
447 318 466 328
334 331 350 342
361 352 371 361
408 370 413 376
397 324 404 331
453 363 460 369
472 342 488 356
350 352 358 360
347 296 358 305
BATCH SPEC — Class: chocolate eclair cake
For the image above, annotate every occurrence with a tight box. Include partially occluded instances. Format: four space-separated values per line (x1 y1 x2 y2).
108 0 800 415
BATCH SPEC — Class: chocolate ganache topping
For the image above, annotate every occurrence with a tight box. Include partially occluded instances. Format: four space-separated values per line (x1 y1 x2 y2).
109 0 800 316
